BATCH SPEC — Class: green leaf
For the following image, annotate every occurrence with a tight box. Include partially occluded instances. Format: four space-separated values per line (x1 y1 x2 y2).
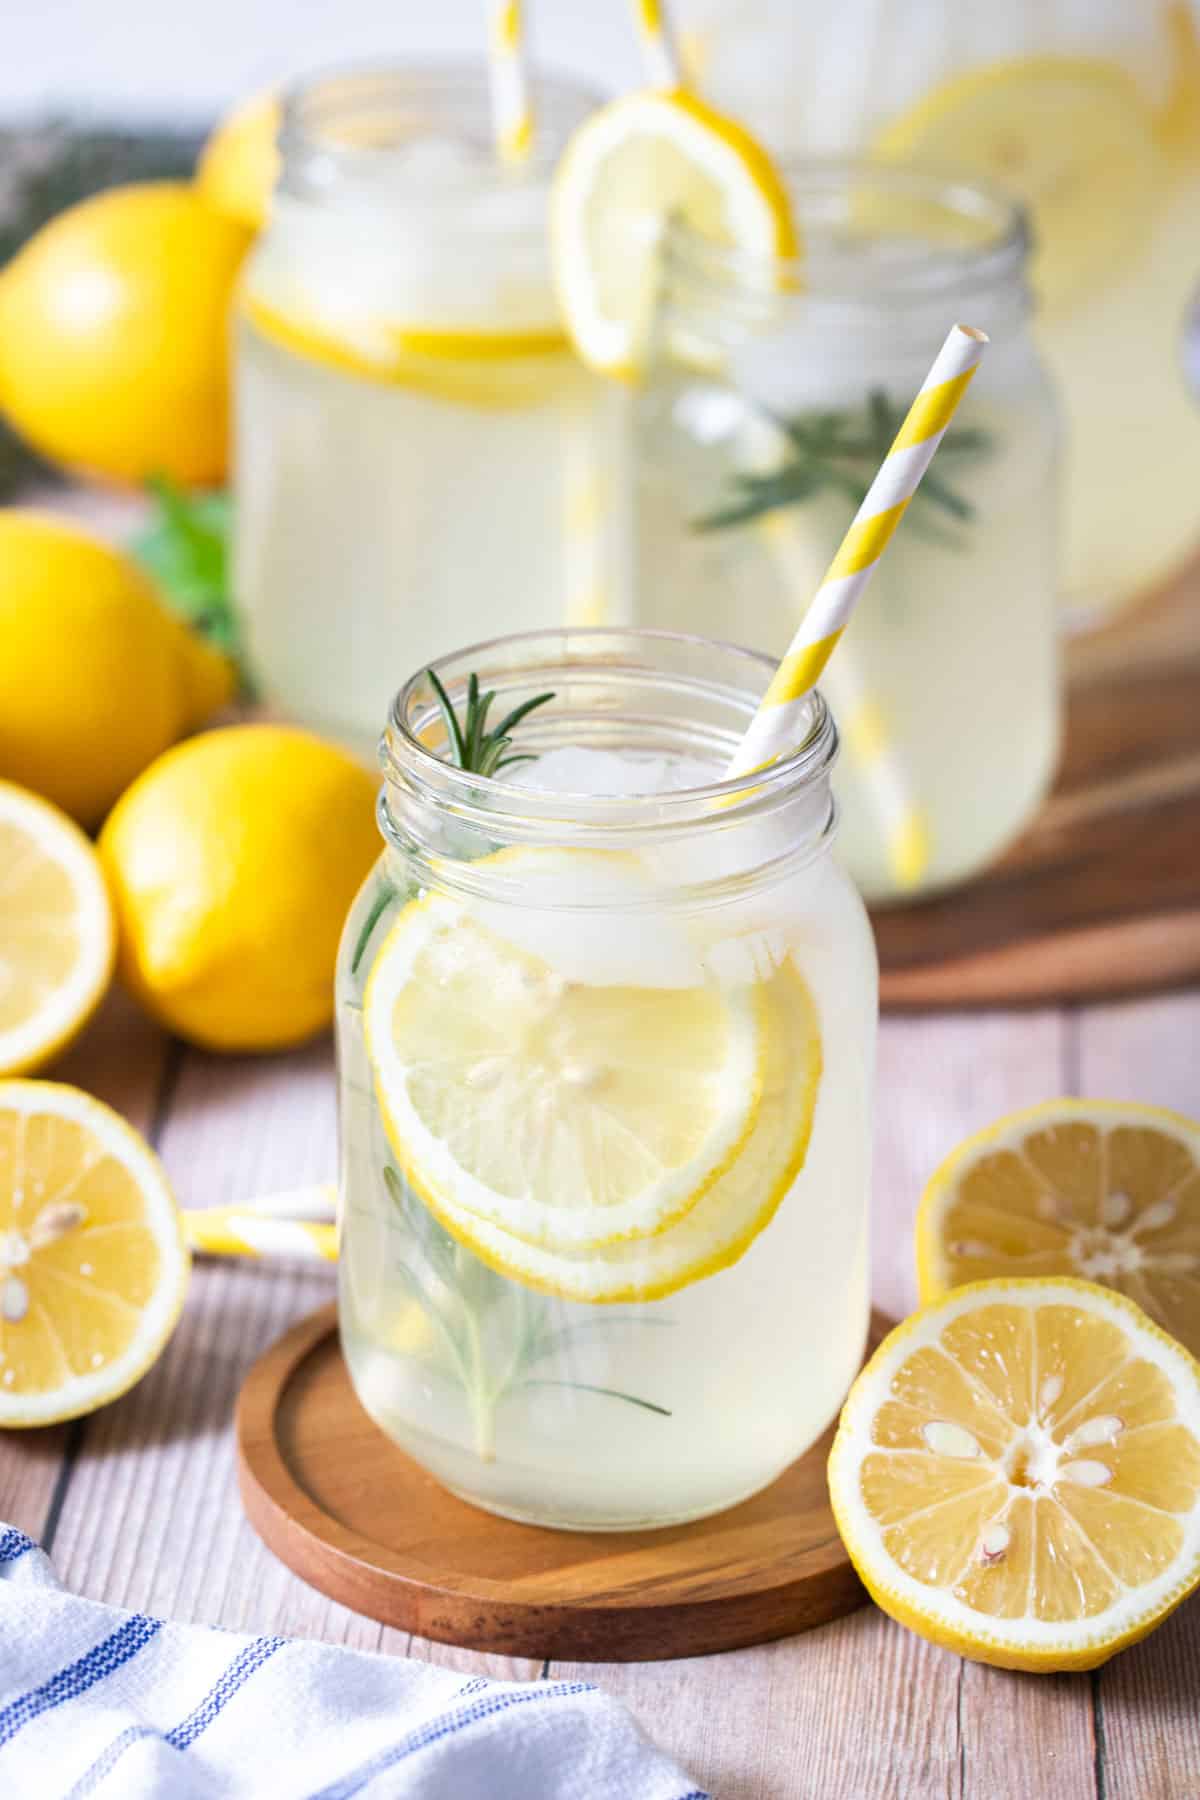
128 475 256 692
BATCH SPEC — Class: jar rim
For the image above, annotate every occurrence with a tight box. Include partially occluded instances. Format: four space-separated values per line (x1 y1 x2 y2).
383 626 839 846
278 57 598 187
664 156 1030 310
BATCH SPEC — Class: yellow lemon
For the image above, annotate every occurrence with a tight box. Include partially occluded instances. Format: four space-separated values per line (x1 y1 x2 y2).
0 1080 189 1426
99 725 380 1052
915 1099 1200 1360
0 511 235 828
828 1278 1200 1671
0 782 114 1077
0 182 252 486
197 91 282 230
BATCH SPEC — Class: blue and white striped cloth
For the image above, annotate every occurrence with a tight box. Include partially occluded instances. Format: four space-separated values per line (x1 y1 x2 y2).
0 1525 707 1799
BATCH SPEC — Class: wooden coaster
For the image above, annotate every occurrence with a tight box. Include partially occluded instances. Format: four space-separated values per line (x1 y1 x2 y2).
875 559 1200 1008
236 1302 889 1662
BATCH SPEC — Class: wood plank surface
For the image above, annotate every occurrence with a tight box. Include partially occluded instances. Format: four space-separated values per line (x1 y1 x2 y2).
3 983 1199 1795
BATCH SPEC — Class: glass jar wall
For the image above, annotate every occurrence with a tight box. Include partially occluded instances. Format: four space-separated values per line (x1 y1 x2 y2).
678 0 1200 625
632 166 1060 904
336 629 877 1530
234 64 631 753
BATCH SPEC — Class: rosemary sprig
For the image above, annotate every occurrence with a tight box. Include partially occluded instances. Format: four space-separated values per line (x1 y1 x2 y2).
694 387 993 544
426 667 556 778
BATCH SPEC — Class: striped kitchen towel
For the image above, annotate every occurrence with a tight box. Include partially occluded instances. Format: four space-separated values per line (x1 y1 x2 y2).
0 1524 708 1799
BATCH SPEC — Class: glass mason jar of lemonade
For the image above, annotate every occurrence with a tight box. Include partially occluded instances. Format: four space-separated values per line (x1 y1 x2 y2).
234 64 631 752
680 0 1200 624
632 165 1060 904
336 628 877 1530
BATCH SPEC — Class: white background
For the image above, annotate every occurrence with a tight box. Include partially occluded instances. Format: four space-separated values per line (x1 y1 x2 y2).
0 0 642 123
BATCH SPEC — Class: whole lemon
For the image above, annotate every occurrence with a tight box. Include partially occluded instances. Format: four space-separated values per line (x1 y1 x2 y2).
0 182 252 487
99 725 380 1052
197 92 281 231
0 511 235 827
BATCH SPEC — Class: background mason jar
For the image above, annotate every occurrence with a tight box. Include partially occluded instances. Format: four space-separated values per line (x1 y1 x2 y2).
335 628 877 1530
233 61 632 753
632 165 1060 905
676 0 1200 627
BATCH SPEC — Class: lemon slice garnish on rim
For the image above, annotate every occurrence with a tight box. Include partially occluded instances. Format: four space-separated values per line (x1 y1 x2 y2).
0 781 114 1077
0 1081 189 1425
873 55 1167 315
550 87 797 377
408 952 822 1305
364 854 767 1255
828 1278 1200 1671
915 1099 1200 1361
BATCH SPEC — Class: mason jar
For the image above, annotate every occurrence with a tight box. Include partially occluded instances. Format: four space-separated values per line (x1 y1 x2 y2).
233 63 631 753
336 627 877 1530
678 0 1200 624
632 163 1061 904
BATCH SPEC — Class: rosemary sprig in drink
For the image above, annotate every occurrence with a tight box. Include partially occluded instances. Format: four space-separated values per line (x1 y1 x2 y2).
349 670 555 974
426 667 556 778
694 388 993 544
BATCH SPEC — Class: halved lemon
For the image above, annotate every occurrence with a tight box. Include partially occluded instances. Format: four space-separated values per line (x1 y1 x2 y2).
409 952 822 1304
0 1081 189 1425
916 1100 1200 1360
0 781 114 1077
874 56 1167 315
364 860 766 1255
550 87 797 377
828 1278 1200 1671
241 293 576 412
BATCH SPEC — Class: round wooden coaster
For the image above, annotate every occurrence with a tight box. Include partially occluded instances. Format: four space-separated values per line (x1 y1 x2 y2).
236 1302 889 1663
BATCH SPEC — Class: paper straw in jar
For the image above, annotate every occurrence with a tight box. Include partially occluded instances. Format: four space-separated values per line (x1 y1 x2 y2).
755 498 930 891
725 323 989 781
485 0 535 162
183 1186 338 1264
631 0 683 87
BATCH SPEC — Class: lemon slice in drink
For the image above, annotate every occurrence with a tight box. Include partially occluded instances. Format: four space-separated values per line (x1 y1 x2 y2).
364 858 766 1253
241 294 575 412
550 88 797 376
0 1081 189 1425
874 56 1166 314
915 1100 1200 1360
387 953 821 1304
0 782 114 1077
828 1278 1200 1671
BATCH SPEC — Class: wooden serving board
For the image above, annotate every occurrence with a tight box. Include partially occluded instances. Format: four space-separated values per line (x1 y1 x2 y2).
875 561 1200 1008
236 1303 889 1662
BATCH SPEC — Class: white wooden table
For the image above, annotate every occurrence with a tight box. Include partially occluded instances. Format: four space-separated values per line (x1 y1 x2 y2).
3 979 1197 1798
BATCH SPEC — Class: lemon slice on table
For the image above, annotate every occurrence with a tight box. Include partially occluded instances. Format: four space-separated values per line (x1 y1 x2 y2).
241 294 575 412
915 1100 1200 1361
0 782 114 1077
550 88 797 377
411 953 822 1304
828 1278 1200 1671
364 857 766 1254
874 56 1167 315
0 1082 189 1425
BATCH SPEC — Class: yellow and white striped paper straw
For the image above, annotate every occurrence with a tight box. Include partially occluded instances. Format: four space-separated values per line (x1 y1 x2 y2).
632 0 683 87
486 0 535 162
757 505 930 891
183 1185 338 1265
726 324 988 781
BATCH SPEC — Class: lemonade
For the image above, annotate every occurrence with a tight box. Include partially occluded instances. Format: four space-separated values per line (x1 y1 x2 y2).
234 66 631 751
680 0 1200 623
632 167 1060 902
335 630 877 1530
